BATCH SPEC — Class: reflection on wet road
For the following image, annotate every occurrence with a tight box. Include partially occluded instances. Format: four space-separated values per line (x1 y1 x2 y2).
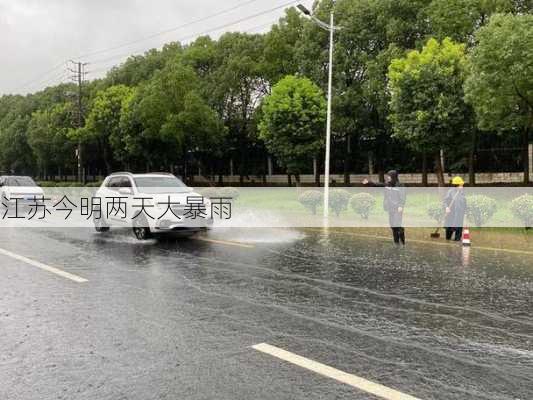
1 227 532 400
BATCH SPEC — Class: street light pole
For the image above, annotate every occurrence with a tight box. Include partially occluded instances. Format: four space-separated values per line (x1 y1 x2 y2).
324 10 334 219
297 4 337 219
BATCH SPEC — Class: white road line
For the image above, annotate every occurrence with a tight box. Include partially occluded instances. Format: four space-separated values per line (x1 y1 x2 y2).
0 248 88 283
195 237 255 249
252 343 422 400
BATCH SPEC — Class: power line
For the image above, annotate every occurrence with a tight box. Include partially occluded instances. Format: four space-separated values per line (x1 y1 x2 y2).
8 0 303 95
7 0 262 95
23 69 71 94
75 0 265 59
11 61 67 94
85 18 282 79
87 0 300 67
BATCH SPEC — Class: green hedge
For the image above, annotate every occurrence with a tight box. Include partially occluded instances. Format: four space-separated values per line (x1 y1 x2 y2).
466 195 497 226
349 193 376 219
298 190 323 215
510 194 533 228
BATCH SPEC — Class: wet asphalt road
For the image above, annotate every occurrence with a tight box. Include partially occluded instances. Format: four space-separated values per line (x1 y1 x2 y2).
1 227 532 400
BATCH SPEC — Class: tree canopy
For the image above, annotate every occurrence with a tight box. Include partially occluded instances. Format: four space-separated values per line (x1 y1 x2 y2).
259 75 326 177
388 38 472 184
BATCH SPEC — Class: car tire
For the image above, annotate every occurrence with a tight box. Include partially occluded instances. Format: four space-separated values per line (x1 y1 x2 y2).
93 215 110 233
132 217 152 240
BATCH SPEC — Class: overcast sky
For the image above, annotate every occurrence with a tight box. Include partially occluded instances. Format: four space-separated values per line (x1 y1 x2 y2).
0 0 312 95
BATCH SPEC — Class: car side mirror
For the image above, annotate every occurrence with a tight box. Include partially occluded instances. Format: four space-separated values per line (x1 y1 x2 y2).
118 188 132 195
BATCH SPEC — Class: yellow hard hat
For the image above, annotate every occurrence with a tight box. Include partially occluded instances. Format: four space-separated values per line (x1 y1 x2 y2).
452 176 465 186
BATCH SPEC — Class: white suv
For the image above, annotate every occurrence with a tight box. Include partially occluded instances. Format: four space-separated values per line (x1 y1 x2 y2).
0 176 44 210
94 172 212 240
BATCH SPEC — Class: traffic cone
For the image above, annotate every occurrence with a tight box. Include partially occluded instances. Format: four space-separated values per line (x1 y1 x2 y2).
462 228 471 247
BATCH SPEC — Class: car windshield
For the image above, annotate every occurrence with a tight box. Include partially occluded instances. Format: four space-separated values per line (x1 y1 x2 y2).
7 177 37 186
134 176 189 194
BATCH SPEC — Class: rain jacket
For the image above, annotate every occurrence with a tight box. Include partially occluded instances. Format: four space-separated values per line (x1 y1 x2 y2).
443 187 467 228
383 170 406 228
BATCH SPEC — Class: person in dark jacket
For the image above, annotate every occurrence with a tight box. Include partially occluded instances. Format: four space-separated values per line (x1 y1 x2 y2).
444 176 467 241
363 170 407 245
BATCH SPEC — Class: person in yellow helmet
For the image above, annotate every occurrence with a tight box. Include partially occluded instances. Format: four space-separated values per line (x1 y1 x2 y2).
443 176 467 241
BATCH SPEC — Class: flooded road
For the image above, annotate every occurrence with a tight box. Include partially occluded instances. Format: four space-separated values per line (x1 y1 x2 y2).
1 227 532 399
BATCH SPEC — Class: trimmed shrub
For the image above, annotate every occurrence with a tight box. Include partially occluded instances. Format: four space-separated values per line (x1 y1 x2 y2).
349 193 376 219
298 190 323 215
329 189 351 217
510 194 533 228
427 202 445 224
218 187 240 200
466 195 497 226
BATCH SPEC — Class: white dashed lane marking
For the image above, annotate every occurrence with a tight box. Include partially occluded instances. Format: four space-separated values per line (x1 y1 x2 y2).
0 247 88 283
253 343 422 400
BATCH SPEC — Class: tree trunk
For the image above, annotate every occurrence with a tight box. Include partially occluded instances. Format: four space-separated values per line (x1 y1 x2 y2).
295 173 301 187
368 151 374 175
376 153 385 183
102 145 112 175
378 170 385 184
468 130 477 186
434 153 445 187
344 135 351 185
523 121 531 184
313 157 320 186
287 173 292 187
239 153 244 184
422 151 428 186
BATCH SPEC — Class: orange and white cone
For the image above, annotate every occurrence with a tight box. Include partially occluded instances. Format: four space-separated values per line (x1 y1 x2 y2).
462 228 471 247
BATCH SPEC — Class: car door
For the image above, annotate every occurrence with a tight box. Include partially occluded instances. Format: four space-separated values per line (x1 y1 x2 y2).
104 176 127 224
0 177 5 202
119 177 135 222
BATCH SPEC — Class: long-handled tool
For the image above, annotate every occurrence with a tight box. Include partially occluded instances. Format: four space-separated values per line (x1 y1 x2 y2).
430 189 460 239
430 227 441 238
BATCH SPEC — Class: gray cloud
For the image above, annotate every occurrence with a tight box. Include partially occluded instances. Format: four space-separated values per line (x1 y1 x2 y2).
1 0 310 95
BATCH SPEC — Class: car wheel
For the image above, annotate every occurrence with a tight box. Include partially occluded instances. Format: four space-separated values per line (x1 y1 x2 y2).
132 217 152 240
93 216 110 233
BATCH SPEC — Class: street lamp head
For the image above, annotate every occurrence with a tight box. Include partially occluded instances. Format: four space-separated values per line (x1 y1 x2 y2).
297 4 311 15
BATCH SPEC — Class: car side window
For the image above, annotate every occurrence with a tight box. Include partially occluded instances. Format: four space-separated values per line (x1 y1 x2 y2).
120 177 132 188
106 177 122 190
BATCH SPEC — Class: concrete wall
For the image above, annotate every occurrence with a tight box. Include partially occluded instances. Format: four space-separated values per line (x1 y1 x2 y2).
194 171 530 185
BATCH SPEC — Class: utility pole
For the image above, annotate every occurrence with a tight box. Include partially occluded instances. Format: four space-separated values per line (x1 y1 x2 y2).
68 60 88 184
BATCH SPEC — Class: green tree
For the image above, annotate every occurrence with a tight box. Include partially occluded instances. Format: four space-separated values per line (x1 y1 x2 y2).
83 85 134 173
298 0 432 183
105 43 183 87
27 103 75 178
262 7 305 84
0 95 38 174
465 13 533 184
259 75 326 183
425 0 517 43
118 59 225 173
211 32 267 181
0 115 34 174
388 37 472 186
